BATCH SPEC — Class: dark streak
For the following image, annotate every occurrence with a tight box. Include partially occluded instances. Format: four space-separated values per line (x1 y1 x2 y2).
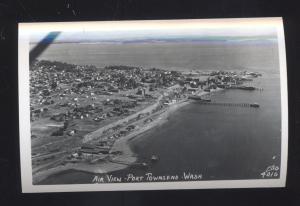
29 32 61 64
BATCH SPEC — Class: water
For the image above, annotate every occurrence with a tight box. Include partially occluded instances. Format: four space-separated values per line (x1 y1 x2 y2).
36 42 282 184
126 74 281 180
33 42 279 73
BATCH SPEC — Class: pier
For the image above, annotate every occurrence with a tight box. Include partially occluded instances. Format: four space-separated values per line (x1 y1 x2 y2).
194 101 260 108
227 85 263 91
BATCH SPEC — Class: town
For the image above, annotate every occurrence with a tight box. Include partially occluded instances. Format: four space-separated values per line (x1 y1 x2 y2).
30 60 262 179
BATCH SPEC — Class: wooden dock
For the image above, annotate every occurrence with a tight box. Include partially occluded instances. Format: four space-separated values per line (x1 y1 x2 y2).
194 101 260 108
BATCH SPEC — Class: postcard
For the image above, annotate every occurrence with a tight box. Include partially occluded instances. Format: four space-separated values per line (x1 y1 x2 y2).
18 18 288 192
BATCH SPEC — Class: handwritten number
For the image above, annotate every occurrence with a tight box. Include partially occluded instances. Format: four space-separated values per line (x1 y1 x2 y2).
261 165 279 178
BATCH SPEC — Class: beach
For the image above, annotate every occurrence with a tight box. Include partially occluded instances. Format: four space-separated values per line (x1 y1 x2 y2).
33 85 226 184
33 98 190 184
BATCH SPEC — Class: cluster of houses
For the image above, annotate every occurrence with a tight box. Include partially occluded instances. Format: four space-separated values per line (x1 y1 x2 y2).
68 122 141 162
30 60 184 116
30 60 262 163
49 97 141 124
181 70 262 92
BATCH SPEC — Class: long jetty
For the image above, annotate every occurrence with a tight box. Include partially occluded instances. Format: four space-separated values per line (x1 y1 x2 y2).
194 101 260 108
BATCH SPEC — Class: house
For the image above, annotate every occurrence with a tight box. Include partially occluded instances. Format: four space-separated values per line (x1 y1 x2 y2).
119 130 129 136
67 130 76 136
144 118 153 124
50 113 66 121
126 125 136 131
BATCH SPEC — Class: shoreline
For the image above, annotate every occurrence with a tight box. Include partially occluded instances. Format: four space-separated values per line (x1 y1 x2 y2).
34 87 224 184
33 98 190 184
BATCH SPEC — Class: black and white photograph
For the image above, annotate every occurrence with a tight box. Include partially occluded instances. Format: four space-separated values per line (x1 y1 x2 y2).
18 18 288 192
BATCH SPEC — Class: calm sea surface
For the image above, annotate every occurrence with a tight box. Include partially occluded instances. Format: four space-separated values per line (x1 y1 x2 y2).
34 42 279 73
36 42 282 184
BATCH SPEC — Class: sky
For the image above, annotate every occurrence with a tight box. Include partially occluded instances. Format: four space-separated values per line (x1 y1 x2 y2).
27 22 278 44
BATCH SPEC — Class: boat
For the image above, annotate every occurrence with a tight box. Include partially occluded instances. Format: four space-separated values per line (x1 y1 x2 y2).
151 155 159 162
239 86 256 90
250 103 260 108
229 86 256 90
200 99 211 102
188 95 211 102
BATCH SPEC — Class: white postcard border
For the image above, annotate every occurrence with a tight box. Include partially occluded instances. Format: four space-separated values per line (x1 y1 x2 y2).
18 17 288 193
